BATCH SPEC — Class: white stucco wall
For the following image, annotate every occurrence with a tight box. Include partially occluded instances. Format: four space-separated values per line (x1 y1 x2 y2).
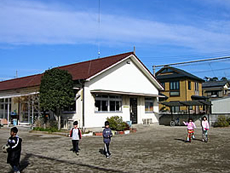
82 58 160 128
88 59 158 94
212 97 230 114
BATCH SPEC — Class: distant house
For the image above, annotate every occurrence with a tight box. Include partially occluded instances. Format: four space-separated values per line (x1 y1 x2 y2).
156 66 205 114
0 52 164 128
202 80 230 99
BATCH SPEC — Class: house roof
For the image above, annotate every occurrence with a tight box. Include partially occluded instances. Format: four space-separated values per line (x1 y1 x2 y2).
202 80 230 88
0 52 162 91
156 66 204 82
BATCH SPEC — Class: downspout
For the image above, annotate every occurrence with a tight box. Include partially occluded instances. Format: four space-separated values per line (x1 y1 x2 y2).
7 99 10 127
82 84 85 128
78 79 85 128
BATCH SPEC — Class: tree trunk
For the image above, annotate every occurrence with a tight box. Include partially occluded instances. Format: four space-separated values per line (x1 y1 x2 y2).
56 109 61 130
58 115 61 130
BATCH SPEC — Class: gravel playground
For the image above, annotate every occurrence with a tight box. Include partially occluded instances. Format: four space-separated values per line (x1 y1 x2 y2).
0 125 230 173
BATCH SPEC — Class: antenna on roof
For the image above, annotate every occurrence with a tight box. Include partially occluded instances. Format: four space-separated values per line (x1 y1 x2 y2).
133 46 136 54
97 0 101 58
15 70 18 78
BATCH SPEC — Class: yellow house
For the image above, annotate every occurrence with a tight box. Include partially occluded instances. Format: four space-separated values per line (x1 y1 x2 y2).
156 66 204 113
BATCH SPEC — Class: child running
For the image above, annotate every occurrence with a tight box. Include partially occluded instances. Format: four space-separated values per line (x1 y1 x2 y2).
70 121 82 155
201 116 210 142
6 127 22 173
183 118 196 142
103 121 112 158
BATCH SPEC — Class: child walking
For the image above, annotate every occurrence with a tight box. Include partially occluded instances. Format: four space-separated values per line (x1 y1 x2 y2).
70 121 82 155
103 121 112 158
6 127 22 173
201 116 210 142
183 118 196 142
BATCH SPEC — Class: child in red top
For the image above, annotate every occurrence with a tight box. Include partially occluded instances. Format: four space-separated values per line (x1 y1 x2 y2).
70 121 82 155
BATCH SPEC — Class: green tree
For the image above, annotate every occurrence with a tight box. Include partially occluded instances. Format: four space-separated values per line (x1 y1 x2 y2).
39 68 74 130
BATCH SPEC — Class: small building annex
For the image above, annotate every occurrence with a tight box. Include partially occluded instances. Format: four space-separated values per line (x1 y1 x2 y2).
0 52 164 128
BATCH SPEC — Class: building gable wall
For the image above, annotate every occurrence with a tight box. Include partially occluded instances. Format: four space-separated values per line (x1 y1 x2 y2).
82 57 160 128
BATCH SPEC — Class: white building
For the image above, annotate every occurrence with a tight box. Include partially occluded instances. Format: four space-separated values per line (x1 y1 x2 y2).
211 97 230 114
0 52 164 128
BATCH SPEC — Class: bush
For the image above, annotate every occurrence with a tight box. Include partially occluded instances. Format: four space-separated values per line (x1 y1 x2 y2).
34 118 44 128
33 126 60 133
34 118 59 132
226 117 230 125
214 115 229 127
107 116 130 131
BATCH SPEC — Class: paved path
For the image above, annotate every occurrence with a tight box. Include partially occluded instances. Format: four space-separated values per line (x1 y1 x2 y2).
0 125 230 173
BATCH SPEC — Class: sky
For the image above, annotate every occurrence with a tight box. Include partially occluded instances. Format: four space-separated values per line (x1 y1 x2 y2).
1 0 230 81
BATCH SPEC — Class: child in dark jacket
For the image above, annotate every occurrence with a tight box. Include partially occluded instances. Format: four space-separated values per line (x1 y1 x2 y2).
7 127 22 173
103 121 112 158
70 121 82 155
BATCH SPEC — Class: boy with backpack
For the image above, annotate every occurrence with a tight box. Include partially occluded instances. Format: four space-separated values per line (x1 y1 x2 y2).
103 121 112 158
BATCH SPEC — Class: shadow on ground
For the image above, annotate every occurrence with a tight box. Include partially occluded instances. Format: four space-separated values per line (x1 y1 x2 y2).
20 152 127 173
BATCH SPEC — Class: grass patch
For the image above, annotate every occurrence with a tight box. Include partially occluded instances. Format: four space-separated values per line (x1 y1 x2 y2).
33 127 60 133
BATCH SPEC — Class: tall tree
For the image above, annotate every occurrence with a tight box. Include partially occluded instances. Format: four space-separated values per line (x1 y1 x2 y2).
39 68 74 130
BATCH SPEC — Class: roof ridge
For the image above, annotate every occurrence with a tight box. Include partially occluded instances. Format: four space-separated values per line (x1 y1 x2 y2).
0 73 42 84
57 51 134 70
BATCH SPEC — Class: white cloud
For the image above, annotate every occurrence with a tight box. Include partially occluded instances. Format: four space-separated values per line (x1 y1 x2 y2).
1 0 230 53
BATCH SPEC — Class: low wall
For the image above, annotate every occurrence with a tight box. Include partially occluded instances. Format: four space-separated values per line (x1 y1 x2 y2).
159 113 230 126
209 114 230 126
159 114 206 126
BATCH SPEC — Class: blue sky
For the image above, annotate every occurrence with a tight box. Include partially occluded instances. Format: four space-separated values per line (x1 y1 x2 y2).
1 0 230 80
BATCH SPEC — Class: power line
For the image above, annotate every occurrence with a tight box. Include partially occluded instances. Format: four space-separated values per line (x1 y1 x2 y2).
153 56 230 75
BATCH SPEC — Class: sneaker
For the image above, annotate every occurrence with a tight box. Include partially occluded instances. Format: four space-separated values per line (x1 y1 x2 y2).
76 152 79 155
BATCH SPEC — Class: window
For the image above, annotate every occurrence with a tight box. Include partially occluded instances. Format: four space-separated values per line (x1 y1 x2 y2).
95 94 122 112
161 68 173 73
145 98 154 112
195 82 199 91
188 81 191 90
172 106 180 113
170 81 180 96
0 98 11 119
161 82 165 89
170 81 179 90
63 103 76 112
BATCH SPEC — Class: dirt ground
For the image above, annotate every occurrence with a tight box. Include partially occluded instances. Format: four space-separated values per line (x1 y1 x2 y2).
0 125 230 173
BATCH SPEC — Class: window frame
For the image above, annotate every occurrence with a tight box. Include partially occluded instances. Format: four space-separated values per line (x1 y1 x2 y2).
195 82 199 91
94 94 122 113
170 81 180 96
145 98 154 113
188 81 191 90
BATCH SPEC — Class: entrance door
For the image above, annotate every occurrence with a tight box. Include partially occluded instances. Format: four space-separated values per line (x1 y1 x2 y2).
130 98 137 124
